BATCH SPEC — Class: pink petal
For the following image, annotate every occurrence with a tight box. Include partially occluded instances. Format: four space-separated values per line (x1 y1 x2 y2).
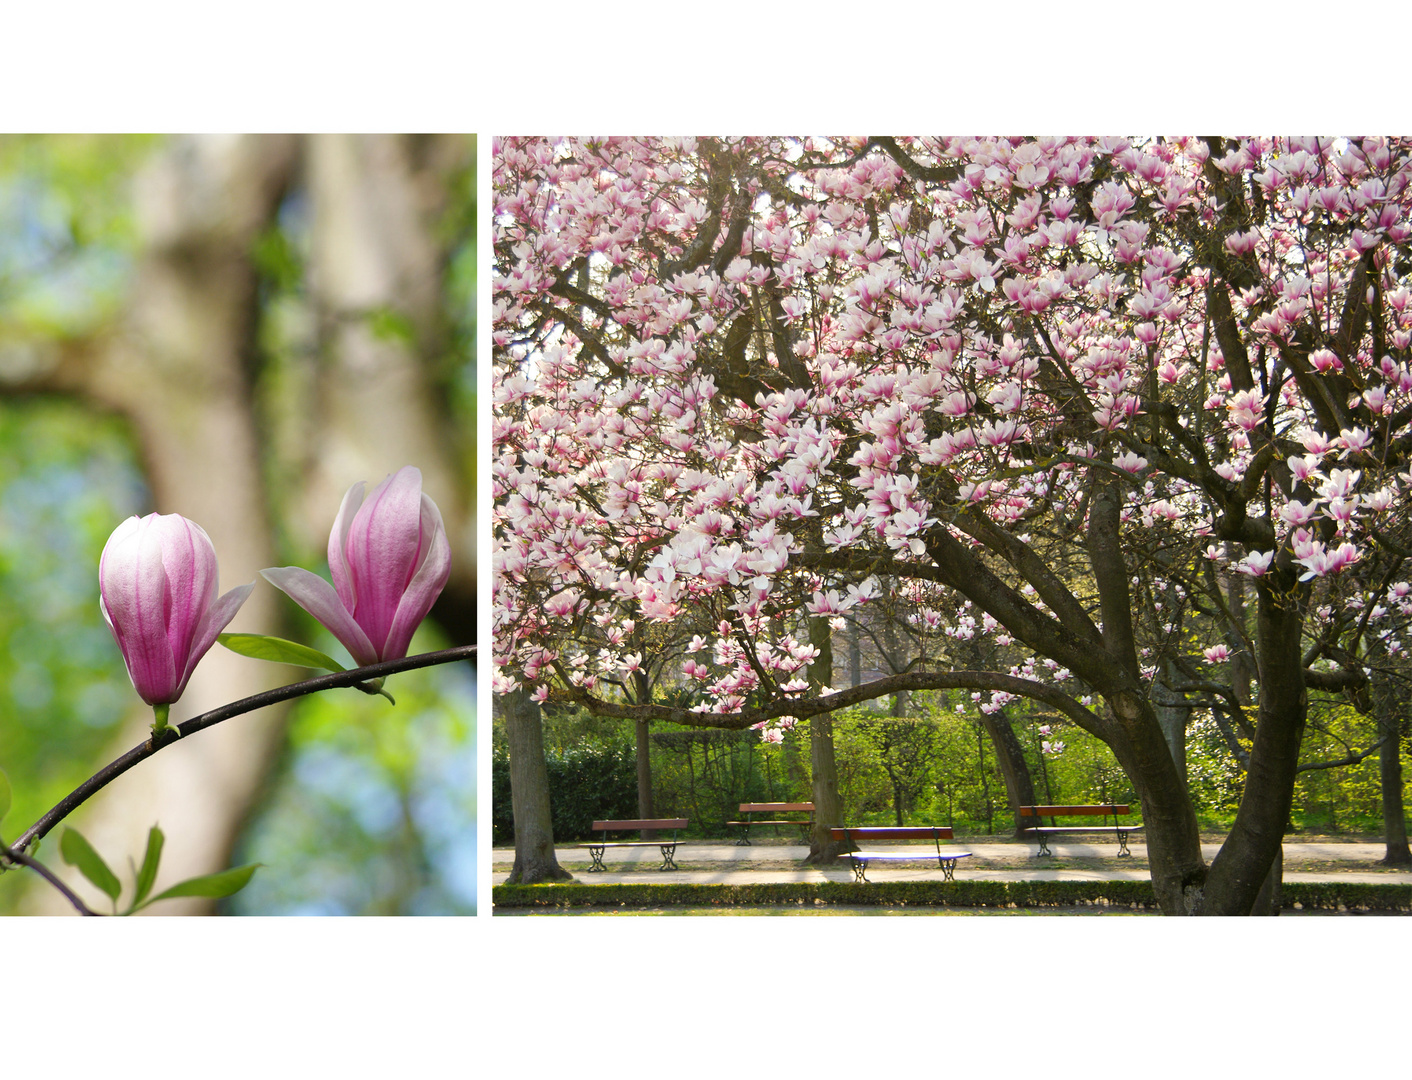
327 480 366 614
381 493 452 661
345 466 427 654
100 514 179 705
154 515 220 676
261 566 379 667
178 581 255 697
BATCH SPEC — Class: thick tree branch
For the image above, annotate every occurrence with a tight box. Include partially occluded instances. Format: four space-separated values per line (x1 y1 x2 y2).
559 666 1115 740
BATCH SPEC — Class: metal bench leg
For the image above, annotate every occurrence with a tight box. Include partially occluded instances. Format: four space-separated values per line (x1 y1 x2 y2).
940 858 956 882
1034 835 1052 857
734 825 751 847
587 844 606 872
1116 829 1132 857
850 856 868 883
659 843 678 871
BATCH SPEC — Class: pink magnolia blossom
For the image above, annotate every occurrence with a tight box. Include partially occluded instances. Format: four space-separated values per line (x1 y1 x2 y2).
99 513 254 706
1203 644 1230 664
264 466 451 666
1232 550 1274 577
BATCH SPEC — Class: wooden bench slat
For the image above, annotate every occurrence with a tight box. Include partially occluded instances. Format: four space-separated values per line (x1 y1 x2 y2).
830 827 954 841
1023 825 1146 834
1017 805 1130 816
590 819 688 831
845 850 972 861
737 802 814 813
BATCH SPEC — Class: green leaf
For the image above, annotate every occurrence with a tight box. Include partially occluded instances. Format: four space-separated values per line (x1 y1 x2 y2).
131 825 164 909
0 766 11 825
219 633 345 673
60 827 121 902
140 863 261 908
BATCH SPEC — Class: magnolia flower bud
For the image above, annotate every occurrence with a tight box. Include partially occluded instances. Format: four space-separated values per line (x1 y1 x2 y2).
262 466 451 666
99 514 254 706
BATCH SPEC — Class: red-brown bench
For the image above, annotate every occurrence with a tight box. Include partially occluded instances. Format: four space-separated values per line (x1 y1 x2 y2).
830 826 972 882
727 802 814 845
580 818 689 872
1017 804 1143 857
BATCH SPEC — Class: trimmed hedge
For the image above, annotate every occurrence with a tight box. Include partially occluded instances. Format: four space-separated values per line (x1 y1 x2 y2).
492 878 1412 913
491 746 639 844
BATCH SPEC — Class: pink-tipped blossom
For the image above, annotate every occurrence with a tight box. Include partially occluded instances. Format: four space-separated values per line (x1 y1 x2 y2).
263 466 451 667
1203 644 1230 664
1233 550 1274 577
99 513 254 706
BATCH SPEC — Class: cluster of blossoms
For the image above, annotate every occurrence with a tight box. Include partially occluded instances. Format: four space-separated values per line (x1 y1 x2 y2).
493 136 1412 734
101 467 450 716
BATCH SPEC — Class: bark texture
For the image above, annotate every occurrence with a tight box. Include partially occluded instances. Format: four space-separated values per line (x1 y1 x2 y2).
502 686 572 884
1372 666 1411 867
804 616 847 863
977 708 1038 837
1200 576 1307 914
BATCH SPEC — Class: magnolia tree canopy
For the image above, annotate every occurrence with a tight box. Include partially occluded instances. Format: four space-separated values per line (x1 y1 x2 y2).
492 136 1412 913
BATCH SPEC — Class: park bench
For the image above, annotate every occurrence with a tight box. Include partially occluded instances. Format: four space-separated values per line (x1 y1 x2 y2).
726 802 815 845
1017 804 1143 857
830 826 973 883
580 818 689 872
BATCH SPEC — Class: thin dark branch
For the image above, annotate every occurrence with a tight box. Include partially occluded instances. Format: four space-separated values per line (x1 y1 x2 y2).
1296 732 1389 773
8 644 477 855
0 844 98 915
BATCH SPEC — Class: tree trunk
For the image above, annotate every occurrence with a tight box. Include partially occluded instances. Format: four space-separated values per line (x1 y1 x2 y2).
849 619 862 688
977 708 1037 837
1098 690 1208 915
502 686 572 884
1372 667 1412 867
635 719 655 822
1154 667 1191 797
1251 843 1283 916
1200 575 1308 914
804 616 847 863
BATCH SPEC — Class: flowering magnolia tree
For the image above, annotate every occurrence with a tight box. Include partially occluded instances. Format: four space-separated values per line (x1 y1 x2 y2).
492 136 1412 914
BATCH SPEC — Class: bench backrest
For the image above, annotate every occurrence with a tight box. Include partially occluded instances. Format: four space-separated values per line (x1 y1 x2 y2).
591 819 689 832
738 803 814 813
1017 805 1129 818
830 826 954 842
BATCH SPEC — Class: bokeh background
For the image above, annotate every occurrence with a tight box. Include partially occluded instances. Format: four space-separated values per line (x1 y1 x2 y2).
0 134 477 915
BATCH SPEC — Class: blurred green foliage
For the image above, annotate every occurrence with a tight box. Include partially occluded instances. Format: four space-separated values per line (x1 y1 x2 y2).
0 134 155 338
230 624 476 915
0 399 146 912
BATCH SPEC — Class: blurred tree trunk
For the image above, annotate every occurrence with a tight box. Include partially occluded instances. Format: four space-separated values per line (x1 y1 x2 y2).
299 134 475 644
21 134 300 913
